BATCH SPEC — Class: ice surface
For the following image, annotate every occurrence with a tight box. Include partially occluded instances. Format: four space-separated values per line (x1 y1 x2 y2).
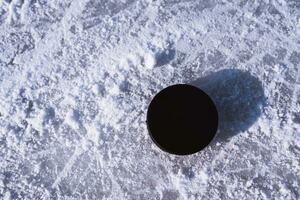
0 0 299 199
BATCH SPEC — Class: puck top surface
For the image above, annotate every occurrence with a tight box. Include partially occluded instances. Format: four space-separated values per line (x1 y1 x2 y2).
147 84 218 155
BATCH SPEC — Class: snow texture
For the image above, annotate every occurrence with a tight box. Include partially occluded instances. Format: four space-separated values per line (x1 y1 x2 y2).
0 0 299 199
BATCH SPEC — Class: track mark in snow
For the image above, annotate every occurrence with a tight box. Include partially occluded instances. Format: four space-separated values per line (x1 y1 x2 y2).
227 0 300 50
288 63 300 125
0 0 32 25
51 144 86 189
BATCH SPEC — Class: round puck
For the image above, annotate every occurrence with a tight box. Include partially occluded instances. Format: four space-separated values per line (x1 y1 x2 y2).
147 84 218 155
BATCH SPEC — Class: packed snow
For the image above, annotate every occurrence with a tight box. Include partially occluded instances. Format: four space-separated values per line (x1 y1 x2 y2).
0 0 299 199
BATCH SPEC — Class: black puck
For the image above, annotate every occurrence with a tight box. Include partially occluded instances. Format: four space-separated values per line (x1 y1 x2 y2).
147 84 218 155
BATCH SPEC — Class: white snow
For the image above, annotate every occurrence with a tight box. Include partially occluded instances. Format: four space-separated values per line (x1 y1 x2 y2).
0 0 300 199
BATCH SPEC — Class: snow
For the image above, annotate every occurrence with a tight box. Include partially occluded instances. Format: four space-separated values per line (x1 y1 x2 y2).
0 0 300 199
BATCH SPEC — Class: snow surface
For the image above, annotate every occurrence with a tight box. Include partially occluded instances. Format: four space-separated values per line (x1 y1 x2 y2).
0 0 300 199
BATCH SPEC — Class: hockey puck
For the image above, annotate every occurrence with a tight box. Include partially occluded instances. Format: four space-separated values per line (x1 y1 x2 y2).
147 84 218 155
